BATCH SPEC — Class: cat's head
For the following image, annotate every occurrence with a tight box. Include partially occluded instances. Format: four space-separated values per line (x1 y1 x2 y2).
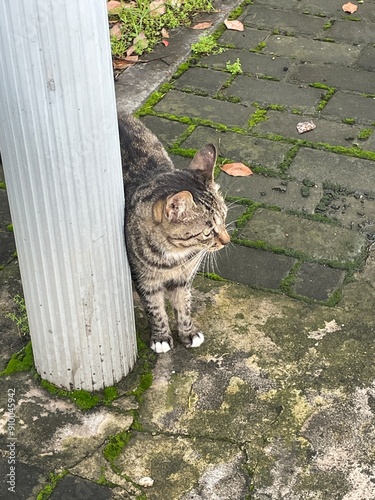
153 144 230 253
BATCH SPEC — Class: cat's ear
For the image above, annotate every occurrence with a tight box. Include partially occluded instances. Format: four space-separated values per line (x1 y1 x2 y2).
189 144 217 182
165 191 196 222
152 191 196 223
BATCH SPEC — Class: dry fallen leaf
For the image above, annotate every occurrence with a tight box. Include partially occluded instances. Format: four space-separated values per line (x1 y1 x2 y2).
296 120 316 134
224 19 245 32
107 1 122 14
161 28 169 38
149 0 166 17
162 39 169 47
342 2 358 13
133 32 149 51
220 163 253 177
110 22 122 39
113 55 139 70
192 21 213 30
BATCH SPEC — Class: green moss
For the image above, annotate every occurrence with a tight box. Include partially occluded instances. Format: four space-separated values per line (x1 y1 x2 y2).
357 128 373 140
323 20 334 30
251 41 267 53
202 272 226 281
132 371 153 399
0 181 6 189
6 224 13 232
248 108 268 129
103 386 119 404
40 379 101 410
103 430 132 463
342 118 356 125
191 34 225 56
36 471 68 500
0 342 34 377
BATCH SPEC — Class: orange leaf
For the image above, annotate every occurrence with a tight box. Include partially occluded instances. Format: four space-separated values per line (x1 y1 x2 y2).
342 2 358 13
192 21 213 30
220 163 253 177
107 1 122 14
224 19 245 32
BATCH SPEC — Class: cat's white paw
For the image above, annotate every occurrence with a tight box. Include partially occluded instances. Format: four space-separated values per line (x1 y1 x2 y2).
150 341 171 354
189 332 205 348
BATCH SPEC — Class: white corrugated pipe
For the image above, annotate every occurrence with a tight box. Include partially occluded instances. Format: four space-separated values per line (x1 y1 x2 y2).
0 0 137 390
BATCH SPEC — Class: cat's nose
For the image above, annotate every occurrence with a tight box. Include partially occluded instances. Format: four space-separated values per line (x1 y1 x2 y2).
218 228 230 246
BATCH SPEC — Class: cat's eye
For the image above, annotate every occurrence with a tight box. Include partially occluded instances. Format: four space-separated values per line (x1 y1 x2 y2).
203 227 215 237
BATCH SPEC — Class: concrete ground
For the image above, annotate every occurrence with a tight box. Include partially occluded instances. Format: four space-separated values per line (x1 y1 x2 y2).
1 0 375 498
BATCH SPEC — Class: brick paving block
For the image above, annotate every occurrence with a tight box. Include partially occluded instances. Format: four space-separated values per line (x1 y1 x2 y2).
181 127 291 169
243 5 327 36
215 244 297 289
253 0 299 8
322 193 375 231
239 208 367 263
296 0 346 16
325 19 375 45
293 262 346 301
50 475 113 499
356 46 375 72
140 115 189 147
200 50 294 80
290 63 375 94
265 35 361 65
254 111 361 147
153 90 252 128
289 148 375 195
223 76 322 113
218 28 269 50
217 173 323 214
323 92 375 125
174 67 229 95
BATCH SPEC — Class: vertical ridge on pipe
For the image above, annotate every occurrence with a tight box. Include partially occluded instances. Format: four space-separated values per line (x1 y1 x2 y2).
0 0 137 390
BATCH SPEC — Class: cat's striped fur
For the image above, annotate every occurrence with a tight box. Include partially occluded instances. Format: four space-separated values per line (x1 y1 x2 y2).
120 113 229 353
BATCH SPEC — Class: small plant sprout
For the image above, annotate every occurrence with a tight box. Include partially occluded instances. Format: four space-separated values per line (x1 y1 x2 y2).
226 58 243 75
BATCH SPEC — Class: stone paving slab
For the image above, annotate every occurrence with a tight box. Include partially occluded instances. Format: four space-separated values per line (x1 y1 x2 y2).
215 244 296 289
174 67 229 95
293 262 346 301
290 148 375 193
217 27 269 50
356 45 375 71
239 208 367 264
242 5 327 36
199 50 294 80
153 90 252 128
181 127 291 169
264 35 361 65
217 172 323 214
223 75 323 113
289 62 375 94
253 111 364 148
322 92 375 124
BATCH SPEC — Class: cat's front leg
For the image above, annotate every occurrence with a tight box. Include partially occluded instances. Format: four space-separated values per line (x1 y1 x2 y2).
140 289 173 353
168 285 205 349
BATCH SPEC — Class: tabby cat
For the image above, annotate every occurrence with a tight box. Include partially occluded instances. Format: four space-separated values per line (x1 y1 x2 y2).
119 113 230 353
